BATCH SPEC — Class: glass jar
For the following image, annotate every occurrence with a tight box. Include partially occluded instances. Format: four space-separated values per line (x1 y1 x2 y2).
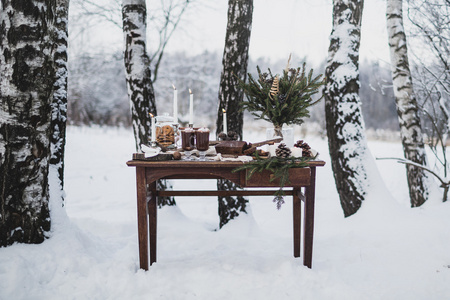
266 126 294 148
155 114 176 147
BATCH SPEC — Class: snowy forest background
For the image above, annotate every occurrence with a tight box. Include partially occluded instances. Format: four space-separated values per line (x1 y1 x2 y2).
68 51 399 134
68 0 401 133
66 0 444 142
1 0 450 298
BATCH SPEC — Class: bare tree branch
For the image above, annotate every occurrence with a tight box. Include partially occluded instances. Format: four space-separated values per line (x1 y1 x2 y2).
149 0 189 81
377 157 447 186
377 156 449 202
71 0 193 83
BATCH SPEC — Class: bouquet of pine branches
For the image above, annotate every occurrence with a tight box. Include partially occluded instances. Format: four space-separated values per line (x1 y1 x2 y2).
237 58 325 136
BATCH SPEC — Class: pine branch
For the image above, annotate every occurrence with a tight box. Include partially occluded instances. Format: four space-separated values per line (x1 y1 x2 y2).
232 156 311 208
236 58 325 127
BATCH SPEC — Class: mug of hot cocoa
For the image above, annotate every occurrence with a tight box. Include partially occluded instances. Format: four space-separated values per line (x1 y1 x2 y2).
195 128 210 161
181 127 196 160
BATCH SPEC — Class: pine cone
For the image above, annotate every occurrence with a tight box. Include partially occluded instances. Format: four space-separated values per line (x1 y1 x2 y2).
219 131 238 141
218 132 228 141
273 195 285 210
227 131 238 141
275 143 291 158
288 68 296 77
294 140 313 157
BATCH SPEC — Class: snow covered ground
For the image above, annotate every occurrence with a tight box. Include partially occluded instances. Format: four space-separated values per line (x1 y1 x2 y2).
1 126 449 300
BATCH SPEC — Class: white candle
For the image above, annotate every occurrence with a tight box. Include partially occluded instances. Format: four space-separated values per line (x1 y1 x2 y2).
150 113 156 142
189 89 194 125
172 84 178 123
222 109 227 133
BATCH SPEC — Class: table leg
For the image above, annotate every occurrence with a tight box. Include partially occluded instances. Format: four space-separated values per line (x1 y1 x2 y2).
293 187 301 258
149 181 157 265
303 167 316 268
136 167 149 270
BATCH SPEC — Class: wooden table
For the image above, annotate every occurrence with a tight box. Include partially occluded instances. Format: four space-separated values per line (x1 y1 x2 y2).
126 158 325 270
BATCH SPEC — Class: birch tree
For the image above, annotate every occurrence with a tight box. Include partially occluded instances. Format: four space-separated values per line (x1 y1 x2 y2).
386 0 429 207
49 0 70 206
122 0 175 207
323 0 370 217
0 0 56 245
407 0 449 201
216 0 253 228
122 0 156 150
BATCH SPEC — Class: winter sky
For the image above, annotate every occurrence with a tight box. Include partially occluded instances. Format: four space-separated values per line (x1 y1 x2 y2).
71 0 391 67
166 0 391 66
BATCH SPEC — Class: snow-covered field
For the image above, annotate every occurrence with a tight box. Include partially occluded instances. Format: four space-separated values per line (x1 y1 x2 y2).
1 126 449 300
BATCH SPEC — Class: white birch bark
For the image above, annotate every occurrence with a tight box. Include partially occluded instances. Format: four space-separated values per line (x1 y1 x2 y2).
386 0 429 207
122 0 175 207
49 0 70 209
122 0 156 150
324 0 369 216
0 0 55 245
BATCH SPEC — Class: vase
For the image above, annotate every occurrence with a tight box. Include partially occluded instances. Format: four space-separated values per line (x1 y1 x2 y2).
266 126 294 148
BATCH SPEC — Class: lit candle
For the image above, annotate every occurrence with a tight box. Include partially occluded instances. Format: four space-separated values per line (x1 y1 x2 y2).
222 108 227 133
150 113 156 143
189 89 194 126
172 84 178 123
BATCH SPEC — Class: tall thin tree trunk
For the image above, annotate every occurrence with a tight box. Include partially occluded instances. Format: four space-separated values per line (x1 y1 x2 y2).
122 0 174 207
216 0 253 140
386 0 429 206
216 0 253 228
0 0 55 245
122 0 156 150
324 0 369 217
49 0 70 208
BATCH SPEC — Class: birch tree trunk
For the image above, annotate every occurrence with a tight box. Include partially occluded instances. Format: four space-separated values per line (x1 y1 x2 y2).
0 0 55 245
216 0 253 228
49 0 70 207
122 0 175 207
122 0 156 150
324 0 370 217
386 0 429 207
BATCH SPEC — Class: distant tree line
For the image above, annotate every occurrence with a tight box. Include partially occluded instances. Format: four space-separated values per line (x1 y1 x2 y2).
67 51 399 131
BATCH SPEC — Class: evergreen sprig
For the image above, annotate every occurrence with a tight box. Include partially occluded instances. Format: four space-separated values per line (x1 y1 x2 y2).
232 155 311 209
237 62 325 128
